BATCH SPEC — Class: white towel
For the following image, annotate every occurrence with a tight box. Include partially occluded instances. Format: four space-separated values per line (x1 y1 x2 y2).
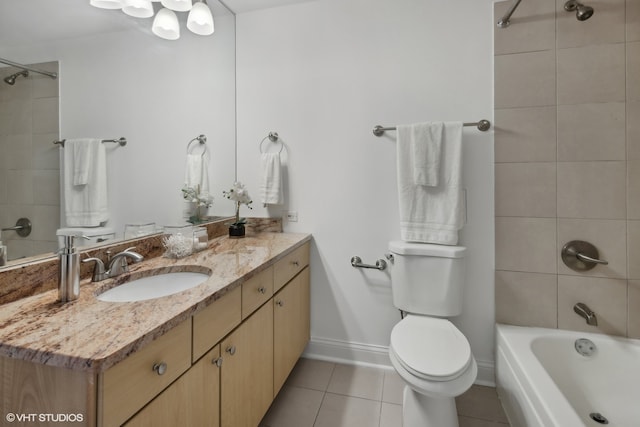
184 153 210 196
63 138 109 227
397 122 464 245
410 122 443 187
260 152 284 205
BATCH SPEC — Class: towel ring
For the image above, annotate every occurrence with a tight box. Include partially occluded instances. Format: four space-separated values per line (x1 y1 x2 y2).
187 134 208 157
260 132 284 154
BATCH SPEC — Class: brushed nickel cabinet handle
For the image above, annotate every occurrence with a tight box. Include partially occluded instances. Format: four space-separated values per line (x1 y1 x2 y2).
152 362 167 376
212 357 223 367
292 261 299 267
258 286 266 294
276 300 284 307
226 346 236 356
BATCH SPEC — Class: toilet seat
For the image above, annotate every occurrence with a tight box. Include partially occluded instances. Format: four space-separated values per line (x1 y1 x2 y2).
390 315 472 382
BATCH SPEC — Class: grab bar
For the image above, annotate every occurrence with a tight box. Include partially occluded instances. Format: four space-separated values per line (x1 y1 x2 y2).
350 256 387 271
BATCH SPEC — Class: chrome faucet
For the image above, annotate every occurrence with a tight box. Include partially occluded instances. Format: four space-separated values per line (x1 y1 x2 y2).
574 302 598 326
83 247 144 282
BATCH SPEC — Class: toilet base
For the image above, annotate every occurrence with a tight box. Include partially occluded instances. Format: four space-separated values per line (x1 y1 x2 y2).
403 385 459 427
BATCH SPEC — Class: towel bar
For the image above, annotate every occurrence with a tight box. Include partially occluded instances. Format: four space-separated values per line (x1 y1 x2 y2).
350 256 387 271
372 120 491 137
53 138 127 147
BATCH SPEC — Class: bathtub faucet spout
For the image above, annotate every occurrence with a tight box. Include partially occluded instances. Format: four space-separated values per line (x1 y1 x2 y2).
574 302 598 326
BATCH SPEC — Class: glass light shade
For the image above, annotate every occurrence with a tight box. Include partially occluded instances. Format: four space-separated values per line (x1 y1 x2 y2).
160 0 192 12
152 8 180 40
122 0 154 18
90 0 124 9
187 2 214 36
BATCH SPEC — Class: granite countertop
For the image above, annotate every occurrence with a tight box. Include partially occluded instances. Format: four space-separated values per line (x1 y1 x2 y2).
0 232 311 373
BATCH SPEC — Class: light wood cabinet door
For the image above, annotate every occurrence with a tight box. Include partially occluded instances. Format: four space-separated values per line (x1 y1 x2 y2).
220 300 274 427
273 266 310 396
124 346 221 427
99 320 191 427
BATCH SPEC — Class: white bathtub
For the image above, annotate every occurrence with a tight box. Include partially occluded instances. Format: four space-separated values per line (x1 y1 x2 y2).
495 324 640 427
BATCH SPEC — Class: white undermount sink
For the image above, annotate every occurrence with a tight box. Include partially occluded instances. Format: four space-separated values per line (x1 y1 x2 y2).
97 270 211 302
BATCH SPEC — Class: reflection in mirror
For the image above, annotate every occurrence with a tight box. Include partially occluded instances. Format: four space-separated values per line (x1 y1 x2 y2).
0 0 236 269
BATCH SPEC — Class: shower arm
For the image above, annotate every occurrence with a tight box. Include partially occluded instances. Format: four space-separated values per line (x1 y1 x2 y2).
497 0 523 28
0 57 57 79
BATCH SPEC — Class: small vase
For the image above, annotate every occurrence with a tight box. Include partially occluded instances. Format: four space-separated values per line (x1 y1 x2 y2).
228 223 245 238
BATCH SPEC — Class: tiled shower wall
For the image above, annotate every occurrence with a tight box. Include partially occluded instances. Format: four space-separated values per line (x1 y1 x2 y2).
0 62 60 260
494 0 640 337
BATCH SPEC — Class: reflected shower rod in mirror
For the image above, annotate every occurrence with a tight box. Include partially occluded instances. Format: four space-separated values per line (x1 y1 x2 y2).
0 57 58 79
53 138 127 147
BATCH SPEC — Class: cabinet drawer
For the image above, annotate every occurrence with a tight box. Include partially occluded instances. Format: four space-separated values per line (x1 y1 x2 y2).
241 266 273 319
100 320 191 427
274 243 310 292
193 285 241 362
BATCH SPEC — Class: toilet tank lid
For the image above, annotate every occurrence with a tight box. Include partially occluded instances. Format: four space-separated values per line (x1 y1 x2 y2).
388 241 466 258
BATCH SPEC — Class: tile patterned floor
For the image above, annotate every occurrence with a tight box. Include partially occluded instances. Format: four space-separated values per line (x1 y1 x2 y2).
261 358 510 427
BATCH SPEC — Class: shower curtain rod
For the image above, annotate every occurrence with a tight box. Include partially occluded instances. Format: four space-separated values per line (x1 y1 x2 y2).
0 57 57 79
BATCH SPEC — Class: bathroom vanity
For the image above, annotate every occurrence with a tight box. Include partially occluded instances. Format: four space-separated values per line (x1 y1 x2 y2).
0 232 310 427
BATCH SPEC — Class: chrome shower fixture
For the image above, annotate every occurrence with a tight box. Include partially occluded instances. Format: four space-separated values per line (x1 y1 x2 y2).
497 0 522 28
3 70 29 85
564 0 594 21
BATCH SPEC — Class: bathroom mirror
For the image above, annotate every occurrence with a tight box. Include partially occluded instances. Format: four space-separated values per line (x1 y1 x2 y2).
0 0 236 268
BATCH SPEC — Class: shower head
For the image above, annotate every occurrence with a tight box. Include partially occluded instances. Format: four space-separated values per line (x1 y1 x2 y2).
564 0 594 21
3 70 29 85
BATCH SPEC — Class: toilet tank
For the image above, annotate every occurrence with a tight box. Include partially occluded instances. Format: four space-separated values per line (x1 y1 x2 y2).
388 241 466 317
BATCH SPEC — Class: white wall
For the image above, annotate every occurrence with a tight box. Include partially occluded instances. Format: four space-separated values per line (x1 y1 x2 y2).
0 6 237 236
236 0 496 383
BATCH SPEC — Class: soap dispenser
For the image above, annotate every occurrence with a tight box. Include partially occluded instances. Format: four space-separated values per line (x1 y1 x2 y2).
58 235 87 302
0 241 6 267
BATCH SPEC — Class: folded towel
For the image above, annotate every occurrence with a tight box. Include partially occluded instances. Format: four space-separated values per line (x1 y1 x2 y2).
63 139 109 227
396 122 464 245
260 152 284 205
184 153 210 196
408 122 443 187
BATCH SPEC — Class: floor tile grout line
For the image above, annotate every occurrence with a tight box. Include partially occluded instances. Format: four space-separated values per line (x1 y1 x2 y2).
311 391 327 427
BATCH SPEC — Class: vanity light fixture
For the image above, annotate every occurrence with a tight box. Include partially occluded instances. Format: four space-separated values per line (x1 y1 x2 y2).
122 0 154 18
152 8 180 40
90 0 213 40
187 0 214 36
161 0 193 12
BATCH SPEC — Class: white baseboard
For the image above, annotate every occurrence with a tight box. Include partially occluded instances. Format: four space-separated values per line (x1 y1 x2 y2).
303 336 495 386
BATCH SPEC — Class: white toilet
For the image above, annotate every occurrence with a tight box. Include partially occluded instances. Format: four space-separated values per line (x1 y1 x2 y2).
387 240 477 427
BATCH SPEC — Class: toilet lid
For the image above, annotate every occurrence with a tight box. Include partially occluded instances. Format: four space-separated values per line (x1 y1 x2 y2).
390 316 472 381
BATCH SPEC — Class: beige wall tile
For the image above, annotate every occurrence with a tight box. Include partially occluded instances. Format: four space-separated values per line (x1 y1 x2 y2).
629 0 640 41
6 170 33 205
557 103 625 161
494 0 556 55
32 97 59 134
496 217 557 273
495 107 557 163
627 101 640 160
32 132 60 170
629 161 640 219
495 271 558 328
557 218 627 279
627 220 640 279
628 280 640 338
3 134 32 170
628 42 640 101
495 162 556 217
10 99 32 134
33 171 60 206
558 275 627 335
557 43 625 105
556 0 625 48
32 76 59 99
557 161 626 219
31 205 60 241
495 50 556 109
